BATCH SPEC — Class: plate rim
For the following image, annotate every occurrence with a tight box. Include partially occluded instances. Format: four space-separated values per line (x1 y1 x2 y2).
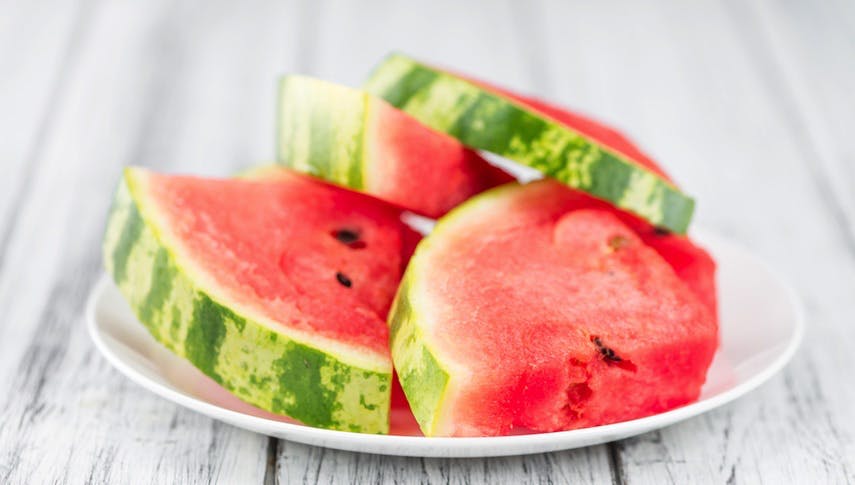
86 227 805 457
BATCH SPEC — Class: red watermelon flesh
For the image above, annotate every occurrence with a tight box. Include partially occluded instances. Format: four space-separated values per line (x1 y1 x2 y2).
431 74 717 318
389 371 423 436
367 101 515 217
517 97 718 318
402 181 717 436
277 75 515 219
526 188 718 319
143 168 418 356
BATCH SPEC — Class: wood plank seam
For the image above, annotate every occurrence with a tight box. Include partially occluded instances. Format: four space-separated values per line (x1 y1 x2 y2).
264 436 279 485
608 441 625 485
0 237 102 484
0 4 259 480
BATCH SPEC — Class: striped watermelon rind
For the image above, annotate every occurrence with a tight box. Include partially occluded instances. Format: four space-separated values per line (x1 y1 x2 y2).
364 53 695 234
387 185 517 435
277 75 369 190
102 168 391 433
388 279 449 435
389 181 715 436
276 75 511 218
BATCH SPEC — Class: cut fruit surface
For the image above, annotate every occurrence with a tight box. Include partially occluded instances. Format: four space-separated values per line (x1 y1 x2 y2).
364 53 695 233
103 166 420 433
277 75 512 219
529 189 719 320
390 181 717 436
442 87 718 318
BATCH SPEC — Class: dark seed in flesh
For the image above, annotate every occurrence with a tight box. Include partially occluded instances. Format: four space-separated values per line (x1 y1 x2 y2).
332 229 366 249
592 337 622 362
333 229 360 244
336 272 352 288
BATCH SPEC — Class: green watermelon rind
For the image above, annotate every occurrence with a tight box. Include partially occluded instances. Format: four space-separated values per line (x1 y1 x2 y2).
276 75 371 191
102 168 392 434
363 53 695 234
388 184 521 436
388 279 449 435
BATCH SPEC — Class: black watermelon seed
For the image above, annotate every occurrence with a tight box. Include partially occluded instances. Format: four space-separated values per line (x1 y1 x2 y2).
653 227 671 237
333 229 360 244
592 337 622 362
336 272 352 288
591 336 637 371
332 229 366 249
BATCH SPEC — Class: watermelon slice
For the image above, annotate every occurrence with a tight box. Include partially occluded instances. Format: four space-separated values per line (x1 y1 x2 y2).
471 84 673 182
390 180 717 436
363 53 695 234
102 166 420 433
470 91 717 318
276 75 513 219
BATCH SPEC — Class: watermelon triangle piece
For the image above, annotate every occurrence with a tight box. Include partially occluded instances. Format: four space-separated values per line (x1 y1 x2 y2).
103 166 421 433
390 181 718 436
277 75 513 219
452 89 718 319
364 53 695 234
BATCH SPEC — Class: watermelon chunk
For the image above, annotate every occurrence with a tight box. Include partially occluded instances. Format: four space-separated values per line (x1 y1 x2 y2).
465 91 718 318
103 167 420 433
411 77 717 319
390 181 717 436
363 53 695 234
277 75 513 219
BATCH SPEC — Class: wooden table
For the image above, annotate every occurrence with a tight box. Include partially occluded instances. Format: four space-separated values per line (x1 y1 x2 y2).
1 1 853 483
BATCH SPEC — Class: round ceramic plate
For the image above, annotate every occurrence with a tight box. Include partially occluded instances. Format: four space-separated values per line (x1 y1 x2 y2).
86 228 803 458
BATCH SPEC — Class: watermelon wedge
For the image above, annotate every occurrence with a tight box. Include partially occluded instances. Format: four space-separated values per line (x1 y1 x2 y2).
276 75 513 219
103 167 420 433
390 181 717 436
473 92 717 318
363 53 695 234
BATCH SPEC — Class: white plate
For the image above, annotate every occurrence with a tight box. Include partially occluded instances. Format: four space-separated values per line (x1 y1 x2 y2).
86 228 803 458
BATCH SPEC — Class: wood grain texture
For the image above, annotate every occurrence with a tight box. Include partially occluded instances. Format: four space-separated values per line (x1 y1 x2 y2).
744 0 855 245
0 0 85 272
0 0 853 484
0 0 307 483
277 440 611 485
